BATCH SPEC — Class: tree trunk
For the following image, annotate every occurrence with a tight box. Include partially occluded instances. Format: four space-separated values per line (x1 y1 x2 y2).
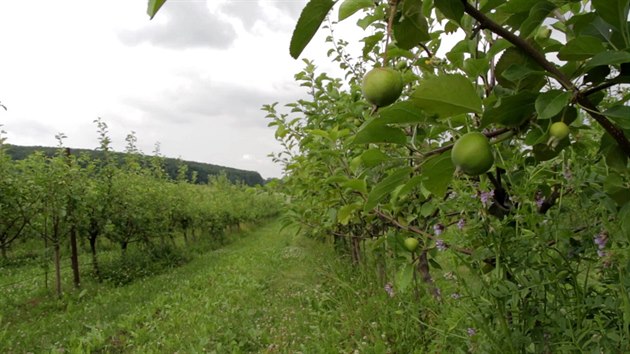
351 236 361 265
417 250 440 299
69 224 80 288
44 237 49 290
54 242 62 297
89 234 100 279
121 241 128 256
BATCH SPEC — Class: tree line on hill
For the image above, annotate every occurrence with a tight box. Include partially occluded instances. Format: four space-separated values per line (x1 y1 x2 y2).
4 144 266 186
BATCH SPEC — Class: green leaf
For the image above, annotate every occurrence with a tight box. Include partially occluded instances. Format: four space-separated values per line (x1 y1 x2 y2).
352 123 407 145
586 51 630 69
603 105 630 129
338 203 362 225
592 0 630 31
338 0 373 21
532 141 568 161
434 0 464 24
566 13 609 40
558 36 607 61
365 167 412 211
519 1 556 38
605 172 630 205
378 101 427 124
325 175 349 184
495 47 545 91
410 74 482 118
481 91 537 127
362 33 385 58
606 143 629 173
487 39 513 57
342 179 368 195
308 129 332 140
421 152 455 198
396 263 415 292
393 11 430 50
445 40 467 68
463 58 490 78
480 0 503 12
147 0 167 19
535 90 572 120
349 155 362 173
500 65 543 83
360 148 390 167
445 22 463 36
500 0 535 14
396 175 425 199
357 11 382 30
290 0 336 59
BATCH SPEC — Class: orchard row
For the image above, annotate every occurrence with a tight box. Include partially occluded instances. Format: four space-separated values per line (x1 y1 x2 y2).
0 119 282 296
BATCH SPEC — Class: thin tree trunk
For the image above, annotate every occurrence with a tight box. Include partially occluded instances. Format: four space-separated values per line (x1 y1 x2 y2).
89 234 100 279
54 242 62 297
44 237 49 290
417 250 440 299
121 241 128 257
351 236 361 265
69 224 80 288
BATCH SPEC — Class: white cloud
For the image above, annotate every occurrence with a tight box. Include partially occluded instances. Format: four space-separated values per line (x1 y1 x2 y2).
0 0 366 178
119 0 237 49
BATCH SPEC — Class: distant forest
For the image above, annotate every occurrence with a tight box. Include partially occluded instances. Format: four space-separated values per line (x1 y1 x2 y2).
5 144 266 186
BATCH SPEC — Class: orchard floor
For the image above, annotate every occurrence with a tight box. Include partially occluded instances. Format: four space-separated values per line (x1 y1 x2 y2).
1 220 421 353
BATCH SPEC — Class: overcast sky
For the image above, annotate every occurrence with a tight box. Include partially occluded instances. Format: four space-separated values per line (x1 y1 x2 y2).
0 0 365 178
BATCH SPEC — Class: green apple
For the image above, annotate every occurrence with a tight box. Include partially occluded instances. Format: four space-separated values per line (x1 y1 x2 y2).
451 132 494 176
361 67 403 107
404 237 419 252
549 122 570 141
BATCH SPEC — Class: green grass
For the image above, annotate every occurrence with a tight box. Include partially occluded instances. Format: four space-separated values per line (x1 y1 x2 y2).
0 220 442 353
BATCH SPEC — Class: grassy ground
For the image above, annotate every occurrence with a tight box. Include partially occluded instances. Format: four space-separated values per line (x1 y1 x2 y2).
0 220 434 353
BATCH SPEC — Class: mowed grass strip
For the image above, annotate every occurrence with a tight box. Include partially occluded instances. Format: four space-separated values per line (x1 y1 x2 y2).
2 221 408 353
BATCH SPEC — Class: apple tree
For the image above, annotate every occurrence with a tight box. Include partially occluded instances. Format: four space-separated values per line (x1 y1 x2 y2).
147 0 630 350
277 0 630 351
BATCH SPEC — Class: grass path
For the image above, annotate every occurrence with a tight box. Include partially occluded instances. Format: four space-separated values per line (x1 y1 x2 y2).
1 220 407 353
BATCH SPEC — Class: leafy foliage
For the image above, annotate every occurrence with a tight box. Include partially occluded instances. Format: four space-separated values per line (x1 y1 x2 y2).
267 0 630 351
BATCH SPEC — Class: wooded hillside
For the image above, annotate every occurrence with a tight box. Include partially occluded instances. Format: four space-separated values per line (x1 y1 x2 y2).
4 144 266 186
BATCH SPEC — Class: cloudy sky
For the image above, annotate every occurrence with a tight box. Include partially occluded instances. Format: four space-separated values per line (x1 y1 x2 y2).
0 0 363 178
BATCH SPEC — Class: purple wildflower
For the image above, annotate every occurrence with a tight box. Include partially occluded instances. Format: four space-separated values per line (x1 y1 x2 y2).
384 283 395 298
594 231 608 257
594 231 608 249
467 328 476 336
563 166 572 180
535 191 545 208
436 239 447 251
457 218 465 230
434 223 445 236
479 190 494 207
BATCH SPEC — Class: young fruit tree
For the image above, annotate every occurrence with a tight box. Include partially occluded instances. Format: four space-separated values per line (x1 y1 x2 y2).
149 0 630 351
